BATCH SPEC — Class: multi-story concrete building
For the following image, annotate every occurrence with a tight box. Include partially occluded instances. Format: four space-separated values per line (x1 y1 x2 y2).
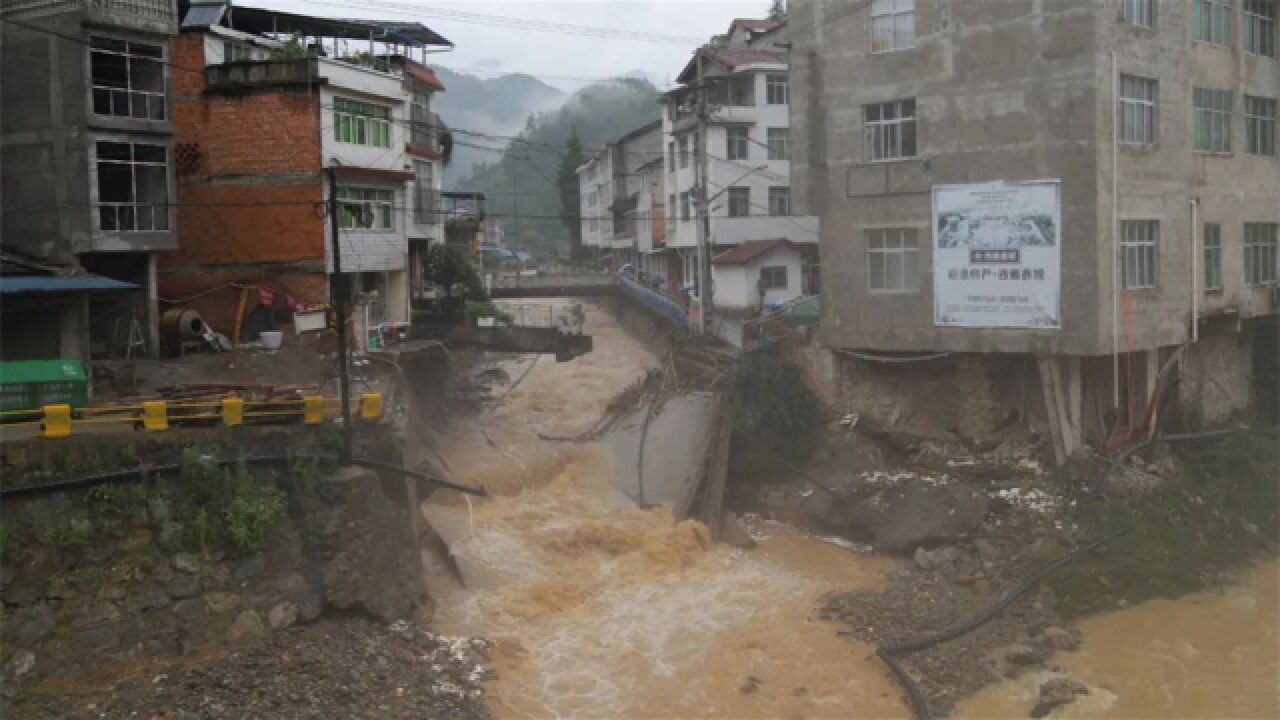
578 120 663 270
790 0 1279 457
1 0 181 360
660 18 820 334
161 2 449 342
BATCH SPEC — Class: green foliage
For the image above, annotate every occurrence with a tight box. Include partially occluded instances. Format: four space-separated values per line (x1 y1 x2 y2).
171 451 287 555
733 352 823 465
558 129 586 261
425 243 486 300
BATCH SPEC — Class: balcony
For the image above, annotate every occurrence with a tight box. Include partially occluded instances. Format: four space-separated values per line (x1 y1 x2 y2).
711 215 820 246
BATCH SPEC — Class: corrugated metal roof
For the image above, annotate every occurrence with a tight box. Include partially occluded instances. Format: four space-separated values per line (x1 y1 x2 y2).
0 275 138 294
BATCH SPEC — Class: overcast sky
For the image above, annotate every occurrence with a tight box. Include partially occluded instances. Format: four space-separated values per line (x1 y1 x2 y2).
256 0 772 91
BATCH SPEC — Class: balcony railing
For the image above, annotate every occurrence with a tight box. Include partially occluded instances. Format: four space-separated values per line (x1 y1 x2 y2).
88 0 176 21
99 203 170 233
205 59 319 91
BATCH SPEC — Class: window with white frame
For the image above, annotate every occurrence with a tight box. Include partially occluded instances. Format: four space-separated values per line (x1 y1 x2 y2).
768 186 791 217
727 187 750 218
1244 222 1279 285
767 127 790 160
766 73 789 105
726 126 749 161
668 141 676 172
680 191 691 221
866 228 920 292
1203 223 1223 291
588 217 599 233
1193 88 1233 153
759 266 788 291
1244 0 1277 56
90 37 166 120
1119 75 1157 145
864 99 917 161
1121 0 1156 26
870 0 915 52
1121 220 1158 289
337 187 394 230
1244 95 1277 156
96 141 169 232
413 161 436 224
333 98 391 148
678 136 689 168
1193 0 1233 45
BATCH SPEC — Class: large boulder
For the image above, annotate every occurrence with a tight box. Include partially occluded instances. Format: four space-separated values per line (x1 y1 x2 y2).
848 482 989 553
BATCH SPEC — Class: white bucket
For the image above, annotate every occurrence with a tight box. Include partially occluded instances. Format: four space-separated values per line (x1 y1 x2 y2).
259 330 283 350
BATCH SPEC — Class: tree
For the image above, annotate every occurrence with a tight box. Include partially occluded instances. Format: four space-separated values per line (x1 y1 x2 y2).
557 128 585 261
768 0 786 21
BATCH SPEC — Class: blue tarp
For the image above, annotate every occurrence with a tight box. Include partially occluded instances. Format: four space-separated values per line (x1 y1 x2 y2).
0 275 137 294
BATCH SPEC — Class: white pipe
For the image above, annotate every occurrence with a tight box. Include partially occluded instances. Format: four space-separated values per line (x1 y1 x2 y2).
1111 51 1120 411
1190 197 1199 343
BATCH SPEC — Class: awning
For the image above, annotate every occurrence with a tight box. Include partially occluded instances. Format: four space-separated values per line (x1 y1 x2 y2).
0 275 138 295
181 1 453 48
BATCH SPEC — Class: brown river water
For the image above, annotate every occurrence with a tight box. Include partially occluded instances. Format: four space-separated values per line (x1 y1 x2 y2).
420 301 1279 719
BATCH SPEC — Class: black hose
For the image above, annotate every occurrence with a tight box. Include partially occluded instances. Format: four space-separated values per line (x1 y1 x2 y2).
1 455 486 499
1090 426 1278 496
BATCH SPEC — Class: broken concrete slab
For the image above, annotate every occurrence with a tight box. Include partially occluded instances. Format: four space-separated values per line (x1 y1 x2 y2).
848 482 989 553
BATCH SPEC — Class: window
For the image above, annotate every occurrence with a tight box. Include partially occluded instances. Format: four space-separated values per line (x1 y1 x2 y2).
586 190 596 208
727 187 750 218
337 187 394 230
588 217 598 233
1119 75 1157 145
871 0 915 52
222 40 257 62
668 194 676 223
1245 95 1277 156
864 99 917 161
1122 0 1156 27
333 98 391 148
766 73 789 105
1204 223 1223 291
759 266 788 291
767 127 790 160
678 136 689 169
90 37 165 120
410 90 435 149
866 228 920 292
1121 220 1158 289
768 186 791 217
668 141 676 172
1194 0 1233 45
680 191 691 221
727 126 749 161
1244 223 1279 285
727 75 755 106
96 141 169 232
413 161 436 224
1193 88 1233 153
1244 0 1277 56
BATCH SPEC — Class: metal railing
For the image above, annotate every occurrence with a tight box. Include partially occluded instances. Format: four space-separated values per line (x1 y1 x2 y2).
92 86 166 120
98 203 169 232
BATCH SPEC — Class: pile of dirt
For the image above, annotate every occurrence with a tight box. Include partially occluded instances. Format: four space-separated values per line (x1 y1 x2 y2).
8 617 492 719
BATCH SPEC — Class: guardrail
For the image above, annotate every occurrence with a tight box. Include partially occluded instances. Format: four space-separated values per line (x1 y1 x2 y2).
0 393 383 439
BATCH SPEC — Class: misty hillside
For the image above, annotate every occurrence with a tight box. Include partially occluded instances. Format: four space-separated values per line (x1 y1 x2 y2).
433 68 566 184
453 77 661 258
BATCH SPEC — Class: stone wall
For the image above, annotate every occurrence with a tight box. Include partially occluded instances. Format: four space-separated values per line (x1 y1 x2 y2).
1177 326 1256 426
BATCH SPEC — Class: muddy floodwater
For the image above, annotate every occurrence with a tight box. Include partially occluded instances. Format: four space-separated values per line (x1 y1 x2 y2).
959 557 1280 718
422 301 906 718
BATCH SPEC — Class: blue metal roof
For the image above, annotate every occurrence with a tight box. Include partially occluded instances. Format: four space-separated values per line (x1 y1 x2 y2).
0 275 138 294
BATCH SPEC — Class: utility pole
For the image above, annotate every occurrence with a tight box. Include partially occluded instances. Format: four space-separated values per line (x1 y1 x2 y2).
327 167 355 464
694 50 712 335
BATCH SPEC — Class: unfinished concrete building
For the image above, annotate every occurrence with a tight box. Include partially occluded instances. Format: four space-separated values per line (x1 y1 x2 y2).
789 0 1279 459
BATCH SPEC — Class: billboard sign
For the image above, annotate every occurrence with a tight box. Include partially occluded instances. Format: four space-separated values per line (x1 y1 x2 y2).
933 180 1061 329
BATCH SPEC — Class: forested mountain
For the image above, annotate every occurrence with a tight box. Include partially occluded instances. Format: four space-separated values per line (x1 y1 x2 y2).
452 77 661 259
433 67 566 184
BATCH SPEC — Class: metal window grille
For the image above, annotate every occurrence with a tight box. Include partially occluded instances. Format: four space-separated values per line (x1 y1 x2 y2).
1244 0 1277 56
767 127 790 160
759 266 788 290
90 36 166 120
95 141 169 232
678 137 689 168
870 0 915 52
1203 223 1223 291
1122 0 1156 27
768 187 791 217
866 228 920 292
727 126 749 161
337 187 394 231
727 187 750 218
333 98 391 148
1121 220 1158 289
1244 95 1277 156
766 74 789 105
413 162 437 224
1194 0 1234 45
1119 75 1157 145
864 99 917 161
1244 223 1279 285
1193 88 1233 153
